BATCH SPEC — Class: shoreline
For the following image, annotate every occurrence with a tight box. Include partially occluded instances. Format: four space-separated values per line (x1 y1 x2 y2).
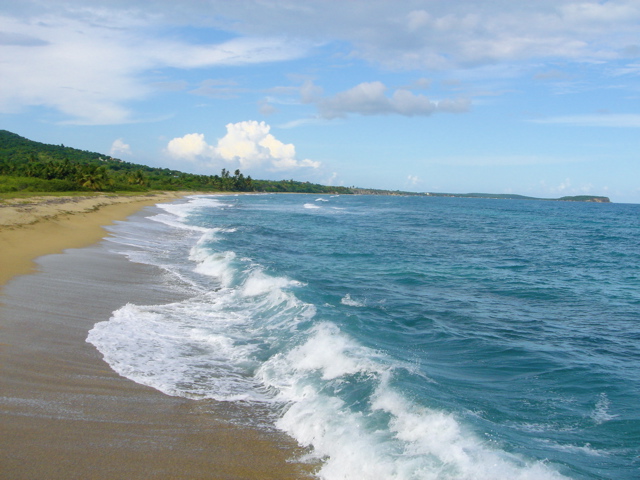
0 193 316 479
0 192 192 287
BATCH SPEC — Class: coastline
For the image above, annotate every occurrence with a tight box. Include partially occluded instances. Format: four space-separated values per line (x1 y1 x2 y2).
0 194 315 479
0 192 194 287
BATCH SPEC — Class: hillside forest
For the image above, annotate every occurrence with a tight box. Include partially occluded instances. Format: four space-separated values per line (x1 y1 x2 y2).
0 130 352 195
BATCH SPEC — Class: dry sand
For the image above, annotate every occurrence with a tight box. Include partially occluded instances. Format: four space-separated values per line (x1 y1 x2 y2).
0 192 191 286
0 193 316 479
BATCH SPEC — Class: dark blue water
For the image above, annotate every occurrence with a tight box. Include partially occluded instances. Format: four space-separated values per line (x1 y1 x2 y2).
90 194 640 479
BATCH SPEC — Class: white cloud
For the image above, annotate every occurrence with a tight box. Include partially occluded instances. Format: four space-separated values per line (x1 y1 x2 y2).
407 174 421 187
612 62 640 76
533 69 571 81
325 172 340 186
531 113 640 127
318 81 470 119
300 79 324 104
403 78 433 90
166 121 321 171
407 10 431 32
557 178 572 193
429 154 584 167
277 117 329 129
0 14 146 124
258 100 277 115
2 1 639 123
537 178 606 198
167 0 640 68
167 133 213 160
190 79 244 99
559 2 638 24
110 138 132 156
0 8 307 124
151 37 308 69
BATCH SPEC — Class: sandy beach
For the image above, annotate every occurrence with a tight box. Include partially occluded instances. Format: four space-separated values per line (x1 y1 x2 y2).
0 193 193 286
0 193 315 479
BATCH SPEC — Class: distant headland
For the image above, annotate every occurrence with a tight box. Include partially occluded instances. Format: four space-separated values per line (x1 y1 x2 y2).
0 130 610 202
351 188 610 203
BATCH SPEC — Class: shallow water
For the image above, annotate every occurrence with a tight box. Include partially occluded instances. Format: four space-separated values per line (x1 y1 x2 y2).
89 194 640 479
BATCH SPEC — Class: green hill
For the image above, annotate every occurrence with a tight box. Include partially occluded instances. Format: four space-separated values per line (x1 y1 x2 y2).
0 130 350 195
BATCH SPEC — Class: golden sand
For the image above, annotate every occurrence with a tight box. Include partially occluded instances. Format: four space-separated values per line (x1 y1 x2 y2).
0 192 189 287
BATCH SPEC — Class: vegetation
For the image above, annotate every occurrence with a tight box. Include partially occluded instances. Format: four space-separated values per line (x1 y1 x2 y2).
253 179 352 194
0 130 349 195
558 195 610 203
0 130 610 202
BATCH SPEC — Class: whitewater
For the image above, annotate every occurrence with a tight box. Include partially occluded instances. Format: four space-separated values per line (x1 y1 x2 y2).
88 193 639 479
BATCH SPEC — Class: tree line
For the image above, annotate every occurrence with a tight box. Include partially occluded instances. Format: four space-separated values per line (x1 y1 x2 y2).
0 156 254 193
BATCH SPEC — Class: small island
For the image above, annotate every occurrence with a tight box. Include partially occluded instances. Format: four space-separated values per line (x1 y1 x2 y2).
558 195 610 203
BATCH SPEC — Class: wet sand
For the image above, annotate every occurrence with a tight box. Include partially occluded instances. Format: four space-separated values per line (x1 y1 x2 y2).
0 199 315 479
0 192 193 285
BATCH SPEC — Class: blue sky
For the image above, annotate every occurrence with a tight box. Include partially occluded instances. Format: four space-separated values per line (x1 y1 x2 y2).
1 1 639 202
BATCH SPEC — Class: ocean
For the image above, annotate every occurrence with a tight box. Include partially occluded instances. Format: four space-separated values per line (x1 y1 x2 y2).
87 193 639 480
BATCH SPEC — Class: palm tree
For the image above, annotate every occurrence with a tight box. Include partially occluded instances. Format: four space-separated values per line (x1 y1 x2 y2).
78 165 110 191
127 169 147 186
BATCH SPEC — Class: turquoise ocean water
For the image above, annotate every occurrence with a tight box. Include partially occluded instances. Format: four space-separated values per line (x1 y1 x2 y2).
88 194 639 479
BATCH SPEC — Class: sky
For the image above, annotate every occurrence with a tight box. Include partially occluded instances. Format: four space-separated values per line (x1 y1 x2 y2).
1 1 639 202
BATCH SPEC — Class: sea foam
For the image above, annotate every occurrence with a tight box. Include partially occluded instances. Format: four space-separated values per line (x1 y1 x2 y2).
257 323 568 480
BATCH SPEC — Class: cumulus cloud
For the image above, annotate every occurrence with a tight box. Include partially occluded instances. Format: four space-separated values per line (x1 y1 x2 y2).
110 138 132 156
318 81 470 119
167 121 320 171
167 133 213 160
